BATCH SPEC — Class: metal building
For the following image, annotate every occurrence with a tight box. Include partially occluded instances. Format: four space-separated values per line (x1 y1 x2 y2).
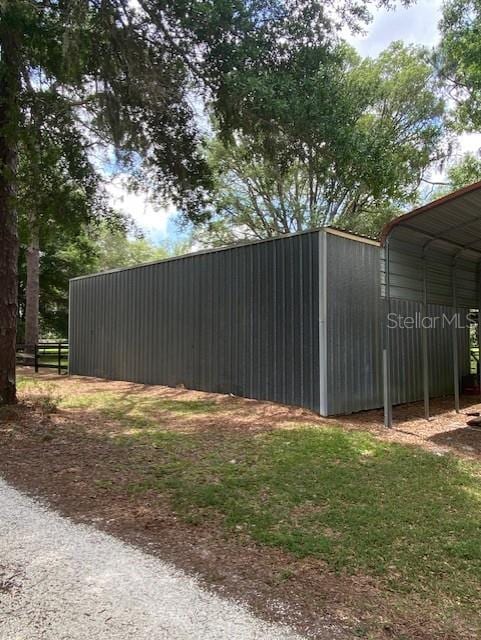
381 181 481 426
69 225 470 416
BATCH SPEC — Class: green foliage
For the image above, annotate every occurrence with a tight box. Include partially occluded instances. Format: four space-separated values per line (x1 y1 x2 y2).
1 1 425 239
195 42 446 243
91 230 170 272
426 153 481 204
88 224 191 272
438 0 481 131
17 231 98 340
17 224 187 340
2 0 406 221
17 93 114 238
15 87 121 272
196 1 412 147
2 0 211 218
447 153 481 190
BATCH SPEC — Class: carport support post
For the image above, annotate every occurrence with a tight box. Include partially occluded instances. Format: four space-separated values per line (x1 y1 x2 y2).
383 238 393 428
478 263 481 403
479 309 481 403
422 253 430 421
452 262 460 413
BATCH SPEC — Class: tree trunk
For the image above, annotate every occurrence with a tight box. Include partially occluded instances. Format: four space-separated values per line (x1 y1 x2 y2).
25 219 40 353
0 13 22 405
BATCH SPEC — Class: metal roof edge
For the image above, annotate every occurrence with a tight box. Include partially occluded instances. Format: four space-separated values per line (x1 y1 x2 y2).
69 227 324 282
70 225 382 283
325 227 379 246
380 180 481 246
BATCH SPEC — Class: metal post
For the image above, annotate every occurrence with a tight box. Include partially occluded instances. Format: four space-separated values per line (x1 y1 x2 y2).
422 252 430 420
383 238 393 428
452 262 460 413
318 231 328 416
476 305 481 402
478 263 481 404
58 342 62 375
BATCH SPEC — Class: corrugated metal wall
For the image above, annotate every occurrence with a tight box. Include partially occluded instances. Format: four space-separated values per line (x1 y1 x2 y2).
70 229 471 417
323 233 383 414
388 300 470 406
381 236 479 307
323 233 470 415
69 231 321 412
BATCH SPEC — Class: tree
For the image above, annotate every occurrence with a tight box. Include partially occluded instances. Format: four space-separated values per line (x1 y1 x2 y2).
0 0 411 404
195 42 446 245
438 0 481 130
0 7 22 404
446 153 481 189
86 223 191 273
427 153 481 200
0 0 218 404
17 96 115 350
17 223 188 340
17 231 98 341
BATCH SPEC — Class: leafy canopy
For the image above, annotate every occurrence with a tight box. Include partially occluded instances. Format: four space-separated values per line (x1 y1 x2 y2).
196 42 446 244
17 89 118 244
18 223 188 339
446 153 481 189
438 0 481 130
3 0 410 221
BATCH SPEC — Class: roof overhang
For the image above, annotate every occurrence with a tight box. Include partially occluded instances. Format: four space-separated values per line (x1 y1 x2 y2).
380 180 481 262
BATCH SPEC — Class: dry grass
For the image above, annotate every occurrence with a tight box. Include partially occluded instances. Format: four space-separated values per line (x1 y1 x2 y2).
1 368 480 640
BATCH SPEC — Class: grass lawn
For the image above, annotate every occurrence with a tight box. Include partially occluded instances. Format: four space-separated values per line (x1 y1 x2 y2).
5 372 481 639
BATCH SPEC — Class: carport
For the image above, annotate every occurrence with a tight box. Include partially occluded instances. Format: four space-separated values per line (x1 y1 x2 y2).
381 181 481 427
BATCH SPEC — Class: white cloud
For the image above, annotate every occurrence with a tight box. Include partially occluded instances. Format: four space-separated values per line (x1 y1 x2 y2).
458 133 481 156
347 0 443 57
105 175 175 241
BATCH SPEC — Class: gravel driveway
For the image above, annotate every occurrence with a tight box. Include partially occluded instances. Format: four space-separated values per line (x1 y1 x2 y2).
0 478 303 640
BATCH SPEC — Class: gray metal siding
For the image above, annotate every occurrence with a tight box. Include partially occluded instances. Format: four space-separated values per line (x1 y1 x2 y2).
69 229 470 418
324 234 384 414
69 232 321 412
381 238 479 308
324 234 470 415
388 300 470 406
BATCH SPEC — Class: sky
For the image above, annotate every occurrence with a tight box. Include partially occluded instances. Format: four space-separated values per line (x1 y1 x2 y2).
347 0 481 165
116 0 481 245
105 175 175 243
349 0 442 57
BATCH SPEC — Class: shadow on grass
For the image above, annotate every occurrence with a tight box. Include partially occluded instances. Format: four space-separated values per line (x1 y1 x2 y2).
95 413 481 616
14 372 481 621
429 426 481 457
61 390 222 422
126 427 481 601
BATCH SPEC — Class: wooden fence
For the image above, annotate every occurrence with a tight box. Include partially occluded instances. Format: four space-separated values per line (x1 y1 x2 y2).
16 342 69 374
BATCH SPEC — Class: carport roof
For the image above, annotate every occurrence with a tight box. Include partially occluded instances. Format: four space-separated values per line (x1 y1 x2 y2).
380 180 481 261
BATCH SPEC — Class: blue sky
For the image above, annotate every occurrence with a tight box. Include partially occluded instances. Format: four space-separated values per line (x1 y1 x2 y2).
349 0 442 57
119 0 480 244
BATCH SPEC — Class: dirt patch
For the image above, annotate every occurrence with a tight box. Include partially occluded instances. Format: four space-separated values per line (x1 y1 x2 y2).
15 367 481 459
335 394 481 459
0 369 480 639
0 565 22 595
